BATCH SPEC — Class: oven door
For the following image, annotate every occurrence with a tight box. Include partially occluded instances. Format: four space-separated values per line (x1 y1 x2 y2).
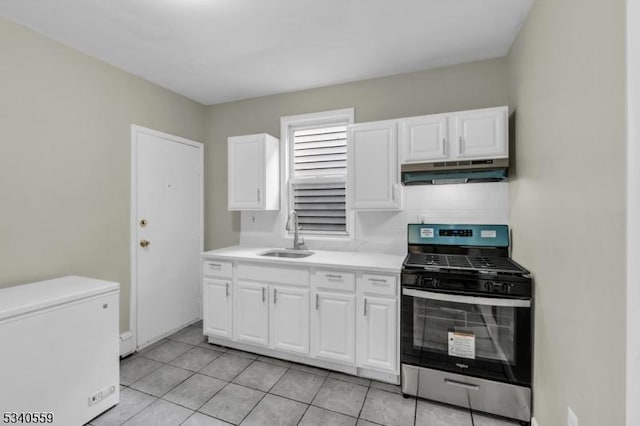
401 287 531 386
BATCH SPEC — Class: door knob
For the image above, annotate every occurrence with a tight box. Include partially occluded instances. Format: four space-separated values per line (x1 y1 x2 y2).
140 240 150 248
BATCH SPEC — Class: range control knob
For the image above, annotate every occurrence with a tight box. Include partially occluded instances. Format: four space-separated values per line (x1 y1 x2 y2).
505 283 513 294
484 281 494 292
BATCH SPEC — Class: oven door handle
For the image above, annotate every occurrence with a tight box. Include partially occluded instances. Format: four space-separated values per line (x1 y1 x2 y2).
402 288 531 308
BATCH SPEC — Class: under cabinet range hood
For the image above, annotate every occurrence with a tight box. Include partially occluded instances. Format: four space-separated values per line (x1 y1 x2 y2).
401 158 508 185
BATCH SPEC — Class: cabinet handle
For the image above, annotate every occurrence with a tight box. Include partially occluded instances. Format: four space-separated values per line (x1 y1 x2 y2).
315 294 319 310
326 274 343 280
257 188 261 202
368 278 387 284
225 282 229 297
273 288 277 304
442 138 447 156
392 185 395 201
364 298 368 316
459 136 464 153
209 263 221 270
262 287 266 303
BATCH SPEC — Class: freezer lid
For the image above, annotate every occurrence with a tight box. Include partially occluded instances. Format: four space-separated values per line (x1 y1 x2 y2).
0 276 119 321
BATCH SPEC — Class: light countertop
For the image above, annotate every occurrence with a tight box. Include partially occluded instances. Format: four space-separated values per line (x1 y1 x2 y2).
202 246 404 274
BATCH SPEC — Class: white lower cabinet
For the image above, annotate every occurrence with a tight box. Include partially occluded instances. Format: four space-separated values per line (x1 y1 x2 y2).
357 295 397 372
234 281 269 347
203 278 232 339
311 291 355 364
203 257 399 381
270 286 309 355
357 273 398 374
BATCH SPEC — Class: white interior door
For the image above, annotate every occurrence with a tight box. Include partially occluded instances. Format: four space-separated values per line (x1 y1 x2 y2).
132 126 203 349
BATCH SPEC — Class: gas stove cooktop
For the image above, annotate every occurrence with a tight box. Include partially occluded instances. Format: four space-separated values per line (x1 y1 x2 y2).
403 224 530 277
403 252 528 274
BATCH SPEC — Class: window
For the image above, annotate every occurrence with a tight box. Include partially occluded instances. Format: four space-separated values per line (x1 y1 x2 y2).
281 109 354 236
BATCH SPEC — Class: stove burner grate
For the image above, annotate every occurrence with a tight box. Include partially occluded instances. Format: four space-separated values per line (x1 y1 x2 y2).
405 253 445 267
404 253 527 274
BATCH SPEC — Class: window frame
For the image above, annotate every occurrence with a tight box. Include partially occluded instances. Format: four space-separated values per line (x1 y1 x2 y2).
280 108 355 240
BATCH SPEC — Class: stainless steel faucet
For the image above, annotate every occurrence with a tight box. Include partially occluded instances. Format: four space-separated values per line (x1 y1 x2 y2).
286 210 307 250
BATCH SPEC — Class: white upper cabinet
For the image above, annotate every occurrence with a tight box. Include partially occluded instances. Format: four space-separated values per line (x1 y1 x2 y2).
399 114 449 163
347 121 401 210
228 133 279 210
452 106 508 160
399 106 508 163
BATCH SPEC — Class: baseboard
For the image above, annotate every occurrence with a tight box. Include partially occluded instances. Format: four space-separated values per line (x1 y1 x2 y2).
119 331 134 358
531 417 539 426
357 367 400 385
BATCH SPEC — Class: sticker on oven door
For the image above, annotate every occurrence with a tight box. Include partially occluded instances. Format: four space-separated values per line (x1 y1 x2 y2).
448 331 476 359
420 228 434 238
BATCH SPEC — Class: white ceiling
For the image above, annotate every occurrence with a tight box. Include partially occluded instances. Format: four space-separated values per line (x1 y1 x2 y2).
0 0 533 105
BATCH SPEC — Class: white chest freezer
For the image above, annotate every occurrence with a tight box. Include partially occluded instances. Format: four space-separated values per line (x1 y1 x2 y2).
0 276 120 426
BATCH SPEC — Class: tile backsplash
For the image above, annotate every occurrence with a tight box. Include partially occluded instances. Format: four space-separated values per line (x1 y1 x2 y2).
239 182 508 255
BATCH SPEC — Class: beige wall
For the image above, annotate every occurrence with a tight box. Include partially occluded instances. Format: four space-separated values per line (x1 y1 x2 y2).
204 58 509 250
0 18 206 333
507 0 626 424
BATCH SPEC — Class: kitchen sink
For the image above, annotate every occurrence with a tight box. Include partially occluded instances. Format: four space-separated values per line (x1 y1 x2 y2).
258 249 314 258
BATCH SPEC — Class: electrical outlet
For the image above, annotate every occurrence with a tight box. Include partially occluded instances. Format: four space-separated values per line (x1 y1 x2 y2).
567 406 578 426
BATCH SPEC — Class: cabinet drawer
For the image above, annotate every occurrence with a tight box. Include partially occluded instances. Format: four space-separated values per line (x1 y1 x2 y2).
202 260 232 278
313 270 355 292
360 274 397 296
237 263 309 286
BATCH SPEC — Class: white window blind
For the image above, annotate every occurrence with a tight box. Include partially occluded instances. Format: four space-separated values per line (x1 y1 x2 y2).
292 182 346 232
293 125 347 177
291 125 348 234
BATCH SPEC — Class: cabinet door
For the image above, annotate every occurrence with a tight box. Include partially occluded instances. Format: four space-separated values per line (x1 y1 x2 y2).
234 281 269 346
348 121 401 210
358 296 396 372
228 135 264 210
452 107 508 160
270 286 309 355
311 291 355 364
203 278 232 339
399 114 449 163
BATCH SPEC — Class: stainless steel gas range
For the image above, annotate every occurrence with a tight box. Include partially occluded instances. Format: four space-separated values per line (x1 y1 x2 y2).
400 224 533 423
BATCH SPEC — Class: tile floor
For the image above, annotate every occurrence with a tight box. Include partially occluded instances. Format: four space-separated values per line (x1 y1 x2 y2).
88 322 520 426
